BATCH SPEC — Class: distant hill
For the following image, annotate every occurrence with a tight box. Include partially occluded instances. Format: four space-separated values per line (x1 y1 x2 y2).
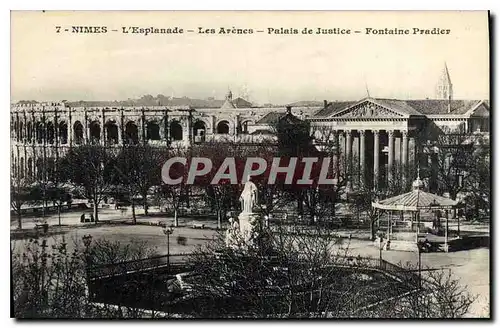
14 95 325 109
66 95 225 108
286 100 325 107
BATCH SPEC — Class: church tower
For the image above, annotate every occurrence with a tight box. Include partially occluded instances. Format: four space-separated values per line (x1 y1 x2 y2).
436 62 453 100
226 89 233 102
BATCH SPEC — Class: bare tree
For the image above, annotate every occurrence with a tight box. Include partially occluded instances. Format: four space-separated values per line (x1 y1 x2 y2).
10 171 34 230
11 236 165 318
429 133 476 200
158 145 190 227
191 141 243 229
58 145 116 223
371 268 477 318
463 135 490 218
186 223 417 318
112 144 166 223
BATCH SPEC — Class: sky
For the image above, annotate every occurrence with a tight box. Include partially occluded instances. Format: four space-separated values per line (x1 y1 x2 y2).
11 11 490 104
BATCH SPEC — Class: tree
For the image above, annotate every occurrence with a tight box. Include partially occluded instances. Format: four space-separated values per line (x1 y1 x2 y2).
370 268 477 318
113 144 166 223
11 238 88 318
11 236 164 318
190 141 243 229
58 145 116 223
430 133 476 200
10 172 35 230
186 223 429 318
310 125 350 218
158 145 190 227
464 135 490 218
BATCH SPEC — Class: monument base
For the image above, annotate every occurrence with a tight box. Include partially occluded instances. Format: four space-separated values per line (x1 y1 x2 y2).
238 212 261 246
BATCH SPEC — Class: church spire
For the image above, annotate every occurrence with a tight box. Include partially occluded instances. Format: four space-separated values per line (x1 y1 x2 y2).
436 62 453 101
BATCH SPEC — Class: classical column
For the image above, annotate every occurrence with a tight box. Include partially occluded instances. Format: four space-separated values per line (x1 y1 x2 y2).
388 130 395 180
334 131 340 178
373 130 380 189
345 130 352 174
402 131 409 168
359 130 366 183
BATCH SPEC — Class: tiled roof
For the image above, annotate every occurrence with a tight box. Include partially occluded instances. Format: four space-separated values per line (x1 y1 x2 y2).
373 98 425 116
313 102 355 117
403 100 483 115
256 111 286 124
313 98 486 117
232 97 253 108
256 111 303 125
220 99 236 109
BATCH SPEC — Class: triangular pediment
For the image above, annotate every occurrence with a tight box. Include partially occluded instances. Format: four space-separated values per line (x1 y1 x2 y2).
330 99 407 118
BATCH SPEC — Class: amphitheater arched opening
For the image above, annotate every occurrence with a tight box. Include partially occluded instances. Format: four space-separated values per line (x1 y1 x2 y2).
27 158 33 179
47 158 56 181
14 121 18 140
146 121 161 141
13 157 17 177
19 122 24 140
58 121 68 144
216 120 230 134
35 121 44 144
89 121 101 144
26 122 32 143
46 122 55 145
20 157 25 179
193 121 206 141
170 121 183 141
125 121 139 144
36 158 43 180
105 121 119 144
239 120 252 134
73 121 84 145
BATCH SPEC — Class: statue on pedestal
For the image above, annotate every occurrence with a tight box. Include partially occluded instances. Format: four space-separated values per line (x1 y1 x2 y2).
225 180 262 250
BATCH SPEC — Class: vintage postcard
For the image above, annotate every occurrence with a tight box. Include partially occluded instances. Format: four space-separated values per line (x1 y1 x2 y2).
10 11 490 319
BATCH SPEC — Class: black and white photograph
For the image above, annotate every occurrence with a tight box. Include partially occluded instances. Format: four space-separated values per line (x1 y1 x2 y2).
9 10 490 319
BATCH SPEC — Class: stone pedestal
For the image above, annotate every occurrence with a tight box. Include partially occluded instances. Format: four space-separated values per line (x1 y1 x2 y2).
238 212 261 246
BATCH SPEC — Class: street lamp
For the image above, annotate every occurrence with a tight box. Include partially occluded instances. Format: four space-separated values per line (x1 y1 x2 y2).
416 240 424 290
379 239 383 267
163 226 174 273
382 146 389 193
82 234 93 288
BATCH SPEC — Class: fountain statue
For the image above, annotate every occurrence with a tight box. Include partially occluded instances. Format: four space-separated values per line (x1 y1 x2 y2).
239 179 258 214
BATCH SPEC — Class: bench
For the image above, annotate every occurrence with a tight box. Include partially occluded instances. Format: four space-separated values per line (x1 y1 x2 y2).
192 223 205 229
34 223 49 233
